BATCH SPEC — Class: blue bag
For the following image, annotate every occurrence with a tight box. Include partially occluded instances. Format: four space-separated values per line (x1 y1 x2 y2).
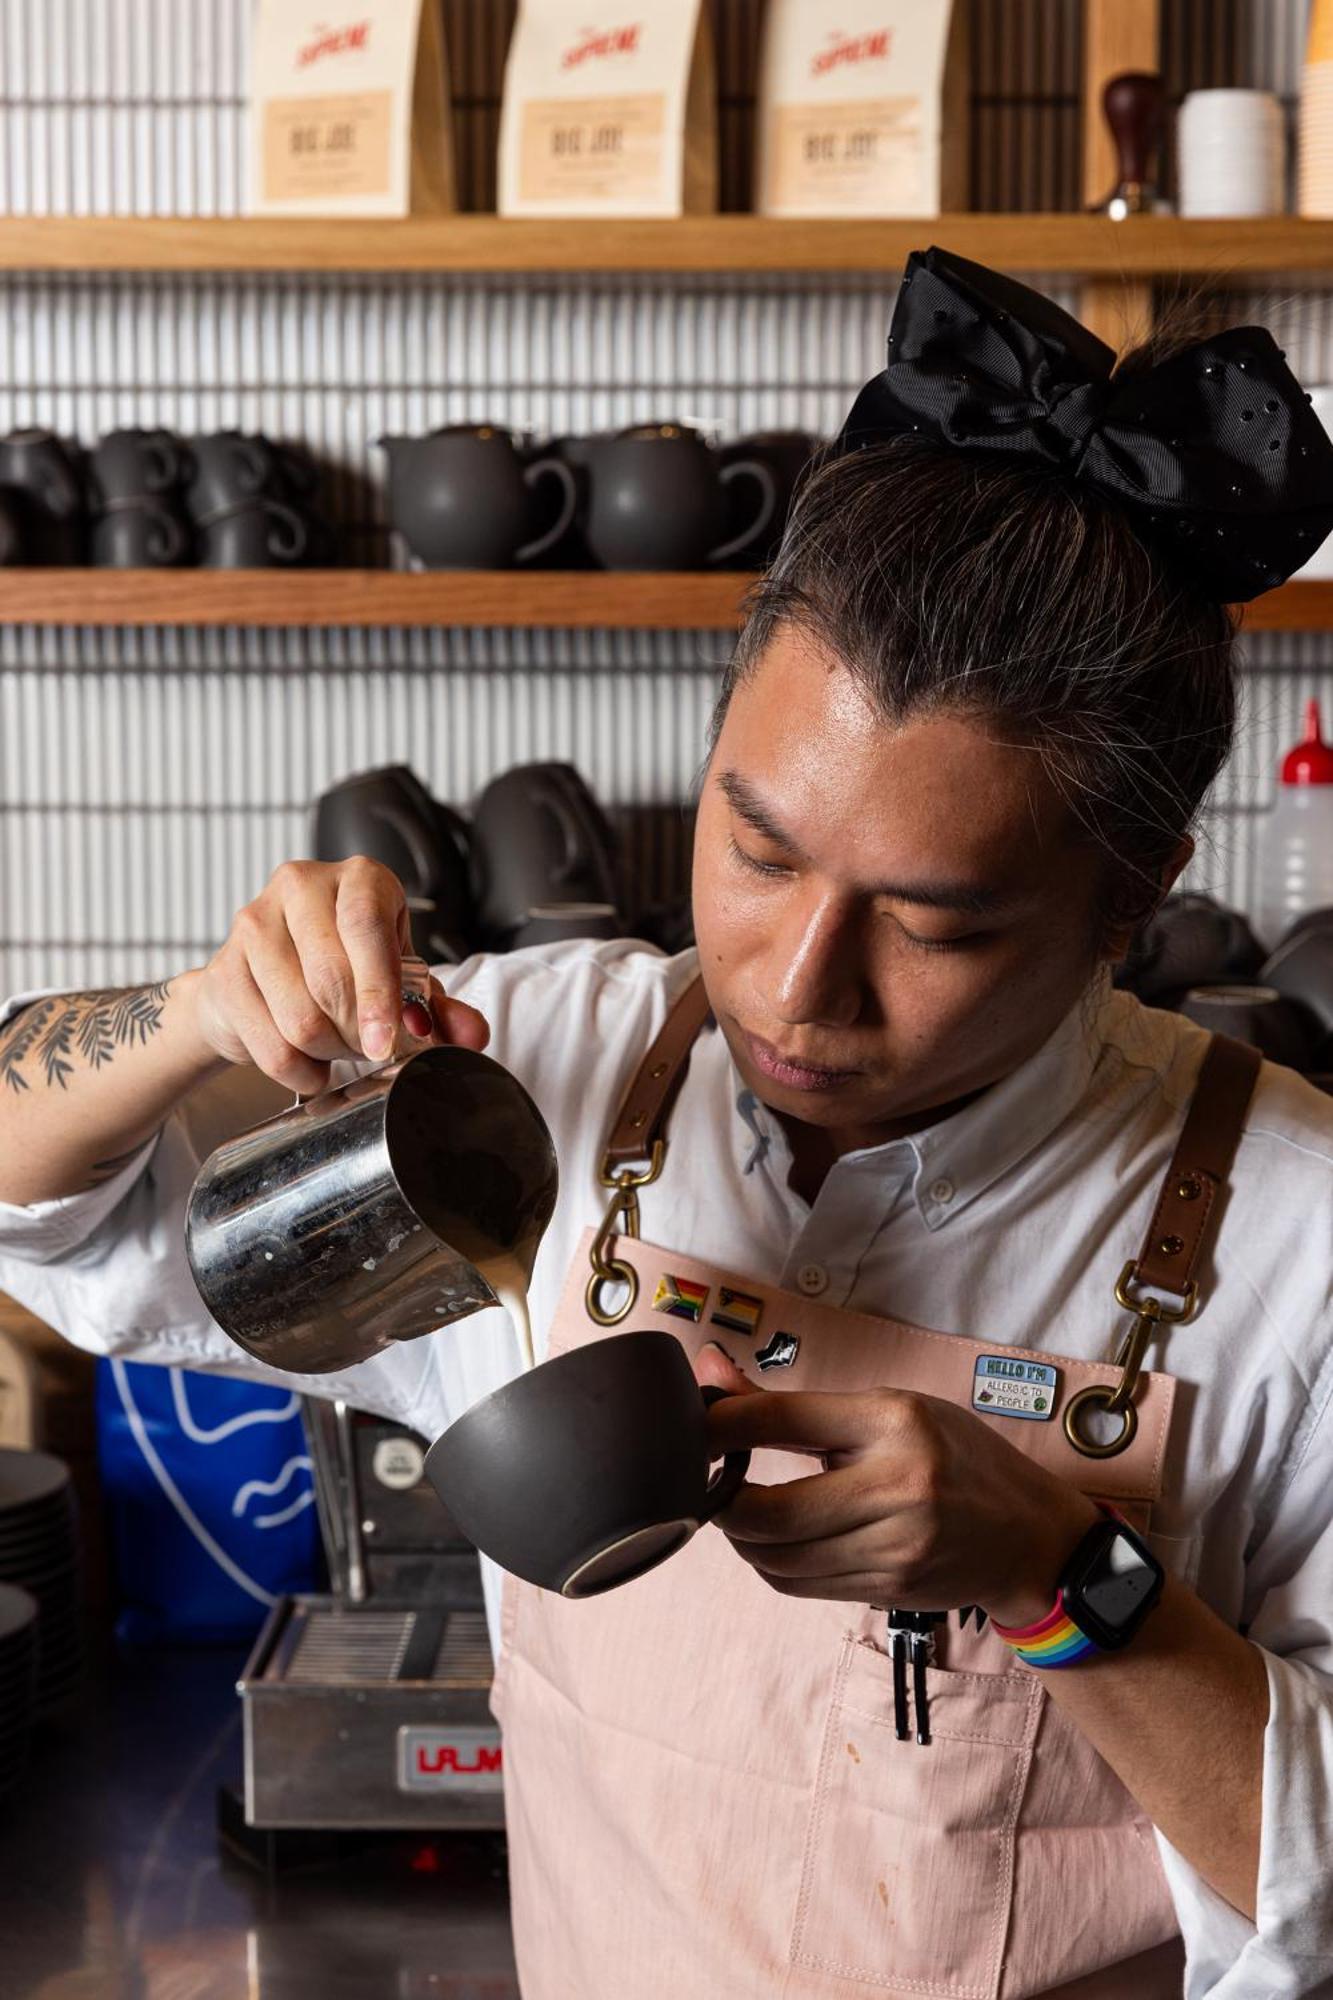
95 1358 321 1644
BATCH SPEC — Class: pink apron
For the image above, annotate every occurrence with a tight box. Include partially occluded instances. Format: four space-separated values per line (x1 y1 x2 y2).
490 981 1259 1999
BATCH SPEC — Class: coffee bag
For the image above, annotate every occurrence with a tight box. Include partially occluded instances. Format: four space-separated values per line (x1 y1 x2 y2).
498 1 717 218
756 1 968 217
249 0 454 217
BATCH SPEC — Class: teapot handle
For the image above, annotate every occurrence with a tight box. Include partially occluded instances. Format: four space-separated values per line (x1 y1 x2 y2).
711 459 777 566
517 457 579 565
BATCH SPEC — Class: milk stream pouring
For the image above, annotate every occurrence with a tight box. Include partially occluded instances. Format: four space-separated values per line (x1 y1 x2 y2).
1254 699 1333 950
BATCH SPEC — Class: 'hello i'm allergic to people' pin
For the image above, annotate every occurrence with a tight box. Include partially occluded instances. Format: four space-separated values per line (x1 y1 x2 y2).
971 1355 1059 1421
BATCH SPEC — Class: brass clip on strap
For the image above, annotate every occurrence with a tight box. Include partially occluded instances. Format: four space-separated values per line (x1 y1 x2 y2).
1062 1261 1197 1460
1063 1033 1260 1462
585 1142 666 1328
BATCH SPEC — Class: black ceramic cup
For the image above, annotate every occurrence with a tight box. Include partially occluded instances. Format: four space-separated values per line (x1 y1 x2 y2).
185 430 283 518
0 429 86 563
424 1330 751 1598
1178 983 1320 1068
87 428 188 507
91 499 191 567
1261 922 1333 1039
199 497 310 568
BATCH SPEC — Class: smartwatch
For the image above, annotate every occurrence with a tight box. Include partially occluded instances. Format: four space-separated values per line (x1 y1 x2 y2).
992 1505 1165 1668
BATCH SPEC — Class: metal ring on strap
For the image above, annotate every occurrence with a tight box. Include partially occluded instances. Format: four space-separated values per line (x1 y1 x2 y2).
1063 1382 1139 1459
585 1260 639 1327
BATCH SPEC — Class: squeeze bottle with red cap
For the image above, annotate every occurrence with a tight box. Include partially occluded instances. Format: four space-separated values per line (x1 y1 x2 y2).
1254 698 1333 949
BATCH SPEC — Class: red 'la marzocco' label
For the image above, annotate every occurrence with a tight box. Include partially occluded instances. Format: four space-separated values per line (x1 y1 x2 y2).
397 1725 505 1791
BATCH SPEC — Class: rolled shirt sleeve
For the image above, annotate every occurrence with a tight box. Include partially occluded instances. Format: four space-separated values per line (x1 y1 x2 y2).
1155 1334 1333 1997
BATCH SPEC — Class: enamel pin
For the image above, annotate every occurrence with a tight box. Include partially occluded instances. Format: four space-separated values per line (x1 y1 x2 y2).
653 1274 709 1323
756 1330 800 1371
710 1286 764 1337
971 1354 1059 1421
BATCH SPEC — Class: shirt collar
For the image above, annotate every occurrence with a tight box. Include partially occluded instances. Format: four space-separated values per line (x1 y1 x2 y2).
731 967 1116 1228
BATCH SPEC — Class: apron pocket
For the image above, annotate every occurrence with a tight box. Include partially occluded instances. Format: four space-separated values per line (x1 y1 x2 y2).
790 1635 1041 1998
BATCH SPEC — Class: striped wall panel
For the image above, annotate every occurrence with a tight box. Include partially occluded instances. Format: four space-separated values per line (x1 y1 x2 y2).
0 0 1329 995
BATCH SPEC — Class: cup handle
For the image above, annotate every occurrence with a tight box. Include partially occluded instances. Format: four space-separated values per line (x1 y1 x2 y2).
146 504 188 565
240 437 278 493
516 457 579 564
263 497 309 563
144 435 184 494
696 1382 752 1523
710 459 778 566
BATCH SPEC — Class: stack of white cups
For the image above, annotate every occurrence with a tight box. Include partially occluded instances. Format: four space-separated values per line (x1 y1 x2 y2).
1178 89 1286 216
1300 0 1333 215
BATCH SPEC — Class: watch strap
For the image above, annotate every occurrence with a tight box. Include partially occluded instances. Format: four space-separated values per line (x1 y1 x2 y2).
991 1502 1161 1668
991 1590 1099 1668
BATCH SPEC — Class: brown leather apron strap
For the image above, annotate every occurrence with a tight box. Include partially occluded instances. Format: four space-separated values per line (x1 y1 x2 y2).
1131 1032 1262 1298
604 974 712 1171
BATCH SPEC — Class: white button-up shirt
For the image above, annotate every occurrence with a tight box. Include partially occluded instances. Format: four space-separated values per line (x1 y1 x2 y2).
1 938 1332 1996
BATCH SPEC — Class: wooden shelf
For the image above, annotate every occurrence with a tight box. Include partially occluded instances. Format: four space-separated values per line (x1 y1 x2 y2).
0 568 1327 629
0 569 756 628
3 214 1333 276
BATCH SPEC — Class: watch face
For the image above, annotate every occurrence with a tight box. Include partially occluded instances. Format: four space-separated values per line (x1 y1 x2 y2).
1078 1529 1160 1640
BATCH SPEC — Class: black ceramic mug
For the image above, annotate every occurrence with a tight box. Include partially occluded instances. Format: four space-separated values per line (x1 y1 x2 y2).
90 499 191 568
185 430 284 517
199 497 310 568
87 428 188 507
424 1330 751 1598
0 429 85 563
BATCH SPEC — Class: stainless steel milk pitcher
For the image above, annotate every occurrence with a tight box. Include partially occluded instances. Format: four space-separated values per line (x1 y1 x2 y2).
184 1045 559 1375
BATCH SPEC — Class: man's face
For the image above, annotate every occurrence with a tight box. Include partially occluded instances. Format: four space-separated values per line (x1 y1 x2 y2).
692 627 1118 1143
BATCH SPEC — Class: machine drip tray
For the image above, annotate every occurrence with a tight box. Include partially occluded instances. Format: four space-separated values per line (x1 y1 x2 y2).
238 1594 505 1831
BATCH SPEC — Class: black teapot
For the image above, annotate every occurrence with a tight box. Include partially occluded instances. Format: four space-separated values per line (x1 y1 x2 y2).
379 425 577 569
564 424 776 570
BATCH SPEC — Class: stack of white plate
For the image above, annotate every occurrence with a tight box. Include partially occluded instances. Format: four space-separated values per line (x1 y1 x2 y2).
1300 56 1333 215
0 1584 39 1797
1179 90 1286 216
0 1449 82 1715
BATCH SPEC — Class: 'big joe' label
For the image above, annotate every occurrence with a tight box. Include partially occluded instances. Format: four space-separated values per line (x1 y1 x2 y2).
764 98 923 211
262 91 393 201
519 92 667 204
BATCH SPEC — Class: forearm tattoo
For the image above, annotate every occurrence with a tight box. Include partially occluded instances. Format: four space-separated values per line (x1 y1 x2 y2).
0 981 173 1094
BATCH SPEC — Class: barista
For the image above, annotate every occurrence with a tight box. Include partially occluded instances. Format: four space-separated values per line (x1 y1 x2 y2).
1 252 1332 1997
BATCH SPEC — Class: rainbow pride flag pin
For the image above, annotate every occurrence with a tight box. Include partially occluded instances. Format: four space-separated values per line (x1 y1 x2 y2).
653 1274 709 1323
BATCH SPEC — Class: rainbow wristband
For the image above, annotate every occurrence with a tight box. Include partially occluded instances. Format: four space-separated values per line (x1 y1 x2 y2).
991 1589 1099 1669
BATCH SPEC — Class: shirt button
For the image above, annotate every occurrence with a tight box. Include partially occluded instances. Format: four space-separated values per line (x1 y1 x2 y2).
796 1262 828 1297
929 1177 956 1205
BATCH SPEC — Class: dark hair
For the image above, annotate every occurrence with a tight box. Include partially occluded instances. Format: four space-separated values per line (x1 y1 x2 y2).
713 413 1238 942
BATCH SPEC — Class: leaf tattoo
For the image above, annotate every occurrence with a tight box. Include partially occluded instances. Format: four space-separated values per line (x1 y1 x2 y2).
0 981 173 1093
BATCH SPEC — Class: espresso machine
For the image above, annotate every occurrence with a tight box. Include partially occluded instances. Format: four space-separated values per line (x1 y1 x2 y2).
235 1398 504 1835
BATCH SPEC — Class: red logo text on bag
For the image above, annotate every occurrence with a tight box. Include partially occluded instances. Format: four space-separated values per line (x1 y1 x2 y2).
562 24 643 68
298 20 372 67
812 29 892 75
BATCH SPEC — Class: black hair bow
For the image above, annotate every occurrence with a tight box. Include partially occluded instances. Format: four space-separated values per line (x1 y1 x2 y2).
837 246 1333 603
